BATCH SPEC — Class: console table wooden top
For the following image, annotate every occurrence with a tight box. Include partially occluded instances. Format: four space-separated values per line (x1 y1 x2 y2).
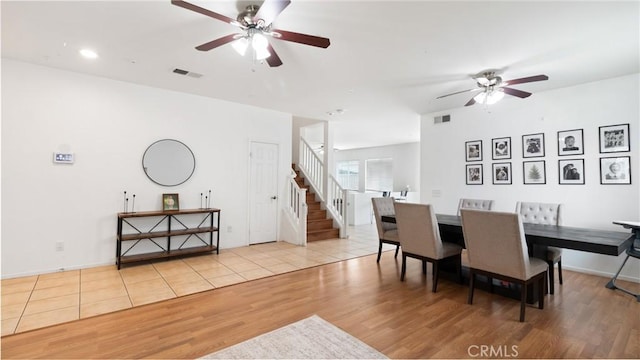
118 208 221 218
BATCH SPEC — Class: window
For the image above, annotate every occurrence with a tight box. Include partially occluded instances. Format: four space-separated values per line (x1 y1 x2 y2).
365 158 393 192
336 160 359 190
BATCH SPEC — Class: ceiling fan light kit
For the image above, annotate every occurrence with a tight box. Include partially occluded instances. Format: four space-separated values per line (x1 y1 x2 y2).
171 0 330 67
437 70 549 107
474 88 504 105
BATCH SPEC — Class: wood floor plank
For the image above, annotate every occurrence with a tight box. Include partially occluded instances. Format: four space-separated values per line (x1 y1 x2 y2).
1 252 639 359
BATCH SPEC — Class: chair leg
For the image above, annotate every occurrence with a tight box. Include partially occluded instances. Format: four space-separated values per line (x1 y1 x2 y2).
457 256 463 284
539 275 545 310
432 262 439 293
547 261 555 295
400 253 407 281
557 259 563 285
468 272 475 304
520 282 527 322
377 240 383 263
422 260 427 275
488 277 494 293
394 245 400 258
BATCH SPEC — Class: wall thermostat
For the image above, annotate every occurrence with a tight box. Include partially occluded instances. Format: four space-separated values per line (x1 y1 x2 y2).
53 152 74 164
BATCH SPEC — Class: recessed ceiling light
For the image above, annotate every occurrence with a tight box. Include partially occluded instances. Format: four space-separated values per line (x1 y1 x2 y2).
79 49 98 59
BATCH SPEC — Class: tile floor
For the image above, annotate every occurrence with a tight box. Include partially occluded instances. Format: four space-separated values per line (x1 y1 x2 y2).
1 223 390 336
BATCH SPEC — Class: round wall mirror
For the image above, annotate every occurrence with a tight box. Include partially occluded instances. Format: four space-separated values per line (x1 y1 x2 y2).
142 139 196 186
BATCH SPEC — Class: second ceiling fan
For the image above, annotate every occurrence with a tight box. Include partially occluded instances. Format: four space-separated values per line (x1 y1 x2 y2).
171 0 331 67
437 71 549 106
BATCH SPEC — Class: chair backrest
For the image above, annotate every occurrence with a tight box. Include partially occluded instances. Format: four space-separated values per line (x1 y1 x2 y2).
394 202 444 259
515 202 563 225
460 209 533 280
372 197 397 237
457 198 494 216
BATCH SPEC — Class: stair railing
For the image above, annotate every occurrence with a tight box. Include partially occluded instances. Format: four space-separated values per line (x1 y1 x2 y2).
285 168 308 245
326 175 349 238
298 137 348 238
298 137 324 201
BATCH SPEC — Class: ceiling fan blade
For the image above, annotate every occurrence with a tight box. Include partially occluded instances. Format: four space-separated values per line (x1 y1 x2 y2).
255 0 291 26
436 88 481 99
272 29 330 48
265 43 283 67
503 74 549 86
502 87 532 98
171 0 236 25
195 34 239 51
464 97 477 106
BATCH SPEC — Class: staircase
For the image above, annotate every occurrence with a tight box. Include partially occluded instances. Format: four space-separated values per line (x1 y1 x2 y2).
293 166 340 242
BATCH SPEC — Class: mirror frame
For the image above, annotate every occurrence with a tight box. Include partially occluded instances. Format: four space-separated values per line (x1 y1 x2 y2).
142 139 196 187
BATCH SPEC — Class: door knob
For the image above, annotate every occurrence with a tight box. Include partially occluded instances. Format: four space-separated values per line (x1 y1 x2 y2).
271 196 277 200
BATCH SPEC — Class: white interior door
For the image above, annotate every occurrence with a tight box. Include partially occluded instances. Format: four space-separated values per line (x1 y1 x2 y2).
249 142 279 244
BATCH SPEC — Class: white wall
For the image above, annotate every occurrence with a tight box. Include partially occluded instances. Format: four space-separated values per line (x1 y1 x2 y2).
334 142 420 193
421 74 640 281
1 59 292 278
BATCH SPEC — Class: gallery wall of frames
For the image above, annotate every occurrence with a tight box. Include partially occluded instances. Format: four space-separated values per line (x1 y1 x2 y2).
464 123 631 186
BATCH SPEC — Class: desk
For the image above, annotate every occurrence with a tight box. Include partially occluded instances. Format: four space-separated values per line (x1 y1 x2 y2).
381 214 634 256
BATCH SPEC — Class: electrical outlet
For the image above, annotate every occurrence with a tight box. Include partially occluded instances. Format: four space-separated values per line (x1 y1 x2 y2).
55 241 64 251
432 189 442 197
227 226 233 233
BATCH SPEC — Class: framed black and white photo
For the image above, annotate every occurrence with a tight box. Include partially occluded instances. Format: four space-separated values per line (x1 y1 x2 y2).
465 140 483 162
522 133 545 158
558 129 584 156
466 164 483 185
492 162 512 185
599 123 630 153
523 160 546 184
492 137 511 160
600 156 631 185
558 159 585 185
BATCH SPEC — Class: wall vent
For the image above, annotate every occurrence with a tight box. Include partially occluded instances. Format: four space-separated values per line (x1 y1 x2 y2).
434 114 451 124
172 68 203 78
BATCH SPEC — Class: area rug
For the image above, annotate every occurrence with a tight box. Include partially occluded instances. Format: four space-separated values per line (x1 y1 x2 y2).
199 315 388 359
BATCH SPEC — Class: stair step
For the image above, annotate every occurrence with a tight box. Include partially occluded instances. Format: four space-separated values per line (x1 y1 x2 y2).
307 202 322 210
289 165 340 242
307 209 327 220
307 228 340 242
307 218 333 231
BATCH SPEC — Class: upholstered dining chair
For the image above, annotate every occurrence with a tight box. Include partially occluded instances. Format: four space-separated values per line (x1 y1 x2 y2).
372 197 400 263
457 198 495 216
394 202 463 292
460 209 548 322
515 202 564 294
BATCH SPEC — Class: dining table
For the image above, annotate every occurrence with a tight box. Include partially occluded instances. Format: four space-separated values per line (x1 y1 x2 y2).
381 213 635 300
381 213 634 256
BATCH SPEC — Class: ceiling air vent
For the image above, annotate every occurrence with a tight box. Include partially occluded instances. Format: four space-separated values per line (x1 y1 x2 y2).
172 68 203 78
434 114 451 124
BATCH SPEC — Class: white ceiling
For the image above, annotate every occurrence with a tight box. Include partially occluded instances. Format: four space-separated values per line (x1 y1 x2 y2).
2 1 639 150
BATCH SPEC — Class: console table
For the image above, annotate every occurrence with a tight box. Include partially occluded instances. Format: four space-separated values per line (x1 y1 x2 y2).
116 208 220 269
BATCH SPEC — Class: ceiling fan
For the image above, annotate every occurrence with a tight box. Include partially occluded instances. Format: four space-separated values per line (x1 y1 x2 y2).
171 0 331 67
436 70 549 106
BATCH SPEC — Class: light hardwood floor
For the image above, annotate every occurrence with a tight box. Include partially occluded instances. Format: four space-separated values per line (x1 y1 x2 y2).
2 225 639 359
